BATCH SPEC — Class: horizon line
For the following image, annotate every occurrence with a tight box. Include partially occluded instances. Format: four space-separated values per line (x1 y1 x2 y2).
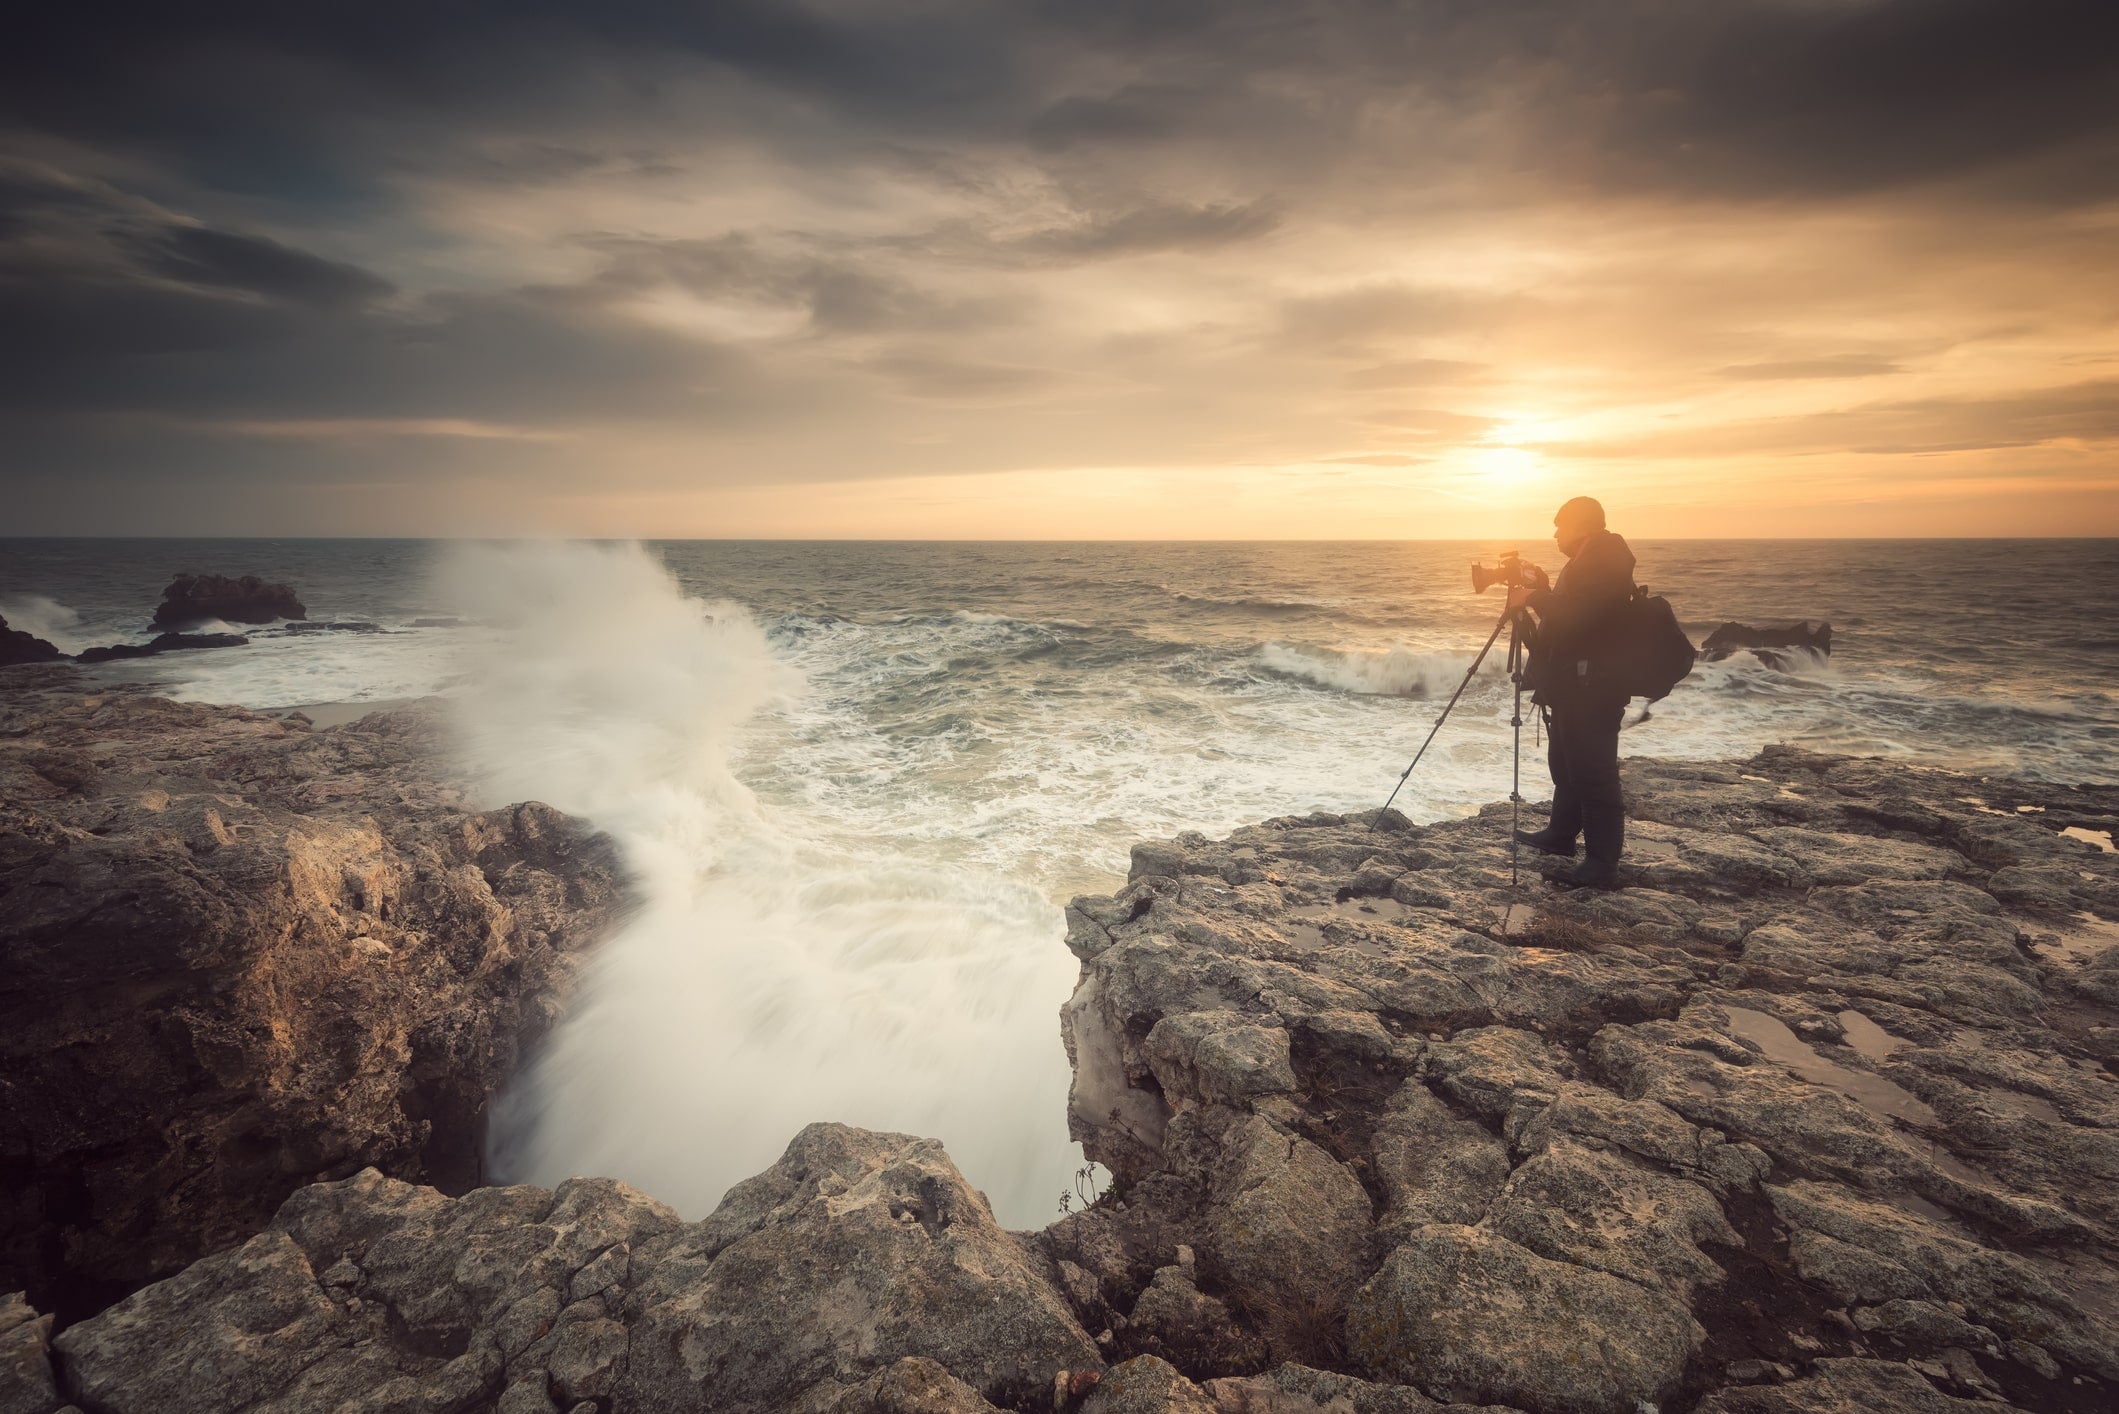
5 533 2117 544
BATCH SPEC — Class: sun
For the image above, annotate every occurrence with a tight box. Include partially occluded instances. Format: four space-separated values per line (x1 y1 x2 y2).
1470 445 1542 486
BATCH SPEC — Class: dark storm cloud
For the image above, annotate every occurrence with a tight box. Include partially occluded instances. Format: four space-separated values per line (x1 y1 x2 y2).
121 226 395 309
8 2 2115 202
0 168 727 421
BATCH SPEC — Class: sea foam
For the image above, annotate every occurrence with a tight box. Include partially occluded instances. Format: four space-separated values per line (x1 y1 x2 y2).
1258 640 1476 698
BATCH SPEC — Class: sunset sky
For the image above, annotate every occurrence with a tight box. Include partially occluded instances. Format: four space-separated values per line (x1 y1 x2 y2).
5 1 2117 537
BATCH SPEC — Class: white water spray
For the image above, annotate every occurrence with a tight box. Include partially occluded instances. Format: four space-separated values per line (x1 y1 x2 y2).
444 542 1084 1226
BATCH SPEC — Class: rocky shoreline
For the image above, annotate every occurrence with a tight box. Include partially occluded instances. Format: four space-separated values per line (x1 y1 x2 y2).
2 669 2116 1414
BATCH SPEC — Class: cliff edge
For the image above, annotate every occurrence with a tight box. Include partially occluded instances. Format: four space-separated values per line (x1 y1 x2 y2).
0 670 627 1319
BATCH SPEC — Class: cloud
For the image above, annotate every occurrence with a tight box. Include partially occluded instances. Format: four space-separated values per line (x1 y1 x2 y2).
121 225 395 309
3 2 2117 532
1546 380 2119 459
1011 199 1281 260
858 351 1063 401
1717 355 1904 381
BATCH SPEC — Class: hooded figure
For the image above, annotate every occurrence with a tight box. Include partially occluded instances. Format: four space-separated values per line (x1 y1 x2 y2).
1506 496 1636 888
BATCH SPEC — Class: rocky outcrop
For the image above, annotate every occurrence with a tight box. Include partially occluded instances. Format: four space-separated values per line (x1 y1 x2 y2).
21 1124 1095 1414
6 738 2116 1414
151 572 306 628
73 630 250 662
0 675 625 1318
1053 746 2117 1413
1700 622 1833 670
0 617 62 668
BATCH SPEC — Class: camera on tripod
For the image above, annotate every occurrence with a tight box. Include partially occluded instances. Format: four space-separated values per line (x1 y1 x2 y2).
1471 550 1543 594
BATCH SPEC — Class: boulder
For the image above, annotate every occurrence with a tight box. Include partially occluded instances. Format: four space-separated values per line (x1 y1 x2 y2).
1346 1224 1701 1414
1699 622 1833 670
624 1123 1101 1412
1080 1356 1217 1414
151 573 306 629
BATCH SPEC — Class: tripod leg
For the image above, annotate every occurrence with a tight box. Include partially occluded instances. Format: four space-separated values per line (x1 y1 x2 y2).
1373 601 1516 827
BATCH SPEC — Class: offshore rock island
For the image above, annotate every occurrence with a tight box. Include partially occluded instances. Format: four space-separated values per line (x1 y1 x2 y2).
2 671 2117 1413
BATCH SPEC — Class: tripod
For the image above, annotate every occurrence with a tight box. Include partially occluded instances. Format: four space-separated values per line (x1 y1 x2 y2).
1373 599 1532 889
1505 607 1528 887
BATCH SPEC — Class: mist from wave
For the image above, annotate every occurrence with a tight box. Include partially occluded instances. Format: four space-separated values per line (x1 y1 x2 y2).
450 542 1084 1227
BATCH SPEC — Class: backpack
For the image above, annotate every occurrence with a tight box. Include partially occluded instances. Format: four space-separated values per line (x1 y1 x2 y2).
1592 586 1698 703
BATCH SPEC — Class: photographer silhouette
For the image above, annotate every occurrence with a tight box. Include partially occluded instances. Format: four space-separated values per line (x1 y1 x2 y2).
1507 496 1637 889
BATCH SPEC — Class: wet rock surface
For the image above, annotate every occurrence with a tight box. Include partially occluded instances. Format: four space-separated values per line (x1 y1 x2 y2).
5 736 2117 1413
0 673 626 1318
1698 623 1833 671
74 630 250 662
0 618 63 669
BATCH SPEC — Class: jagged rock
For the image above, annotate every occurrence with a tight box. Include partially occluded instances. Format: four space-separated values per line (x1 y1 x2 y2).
623 1123 1101 1412
1345 1224 1701 1414
1488 1137 1738 1300
816 1357 1003 1413
74 631 249 662
0 685 625 1314
151 572 306 628
1125 1261 1268 1375
1204 1360 1517 1411
1699 622 1833 670
54 1128 1097 1414
1370 1081 1510 1236
0 1291 59 1414
1165 1108 1372 1360
1694 1357 2007 1412
0 618 62 668
1081 1356 1217 1413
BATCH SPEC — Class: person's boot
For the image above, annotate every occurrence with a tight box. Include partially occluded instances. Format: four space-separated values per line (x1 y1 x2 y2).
1512 824 1578 857
1558 855 1619 889
1562 805 1624 889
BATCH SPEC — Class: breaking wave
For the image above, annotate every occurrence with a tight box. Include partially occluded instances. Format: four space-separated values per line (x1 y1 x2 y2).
456 541 1084 1227
0 595 91 654
1258 641 1475 698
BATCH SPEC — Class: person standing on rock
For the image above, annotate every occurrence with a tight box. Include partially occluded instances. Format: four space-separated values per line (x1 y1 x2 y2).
1505 496 1636 889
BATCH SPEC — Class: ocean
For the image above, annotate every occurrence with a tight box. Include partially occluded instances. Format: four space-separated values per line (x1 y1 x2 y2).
4 537 2115 1226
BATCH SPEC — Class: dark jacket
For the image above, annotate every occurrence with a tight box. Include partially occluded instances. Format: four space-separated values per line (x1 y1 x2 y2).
1523 529 1636 708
